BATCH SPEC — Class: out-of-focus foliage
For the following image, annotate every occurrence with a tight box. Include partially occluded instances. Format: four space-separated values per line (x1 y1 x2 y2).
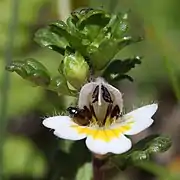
75 162 92 180
0 0 53 118
3 136 47 178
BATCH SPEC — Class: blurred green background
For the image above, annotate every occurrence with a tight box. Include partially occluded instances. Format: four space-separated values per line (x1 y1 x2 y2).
1 0 180 179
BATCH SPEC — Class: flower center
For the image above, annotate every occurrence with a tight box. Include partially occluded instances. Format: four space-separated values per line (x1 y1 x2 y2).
67 83 122 127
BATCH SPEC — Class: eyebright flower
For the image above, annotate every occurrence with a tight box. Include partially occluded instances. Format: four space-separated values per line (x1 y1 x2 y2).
43 78 158 155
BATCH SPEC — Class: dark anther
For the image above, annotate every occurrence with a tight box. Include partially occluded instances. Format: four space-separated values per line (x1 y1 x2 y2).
92 85 99 103
111 105 120 119
101 85 113 103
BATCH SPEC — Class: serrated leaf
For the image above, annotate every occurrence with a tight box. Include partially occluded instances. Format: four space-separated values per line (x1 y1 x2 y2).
116 36 143 51
77 9 110 28
110 135 172 170
49 21 87 55
88 35 142 70
128 135 172 163
66 17 87 39
48 75 73 96
106 12 129 39
71 7 99 21
75 163 92 180
146 135 172 153
77 9 110 41
88 39 119 70
34 27 68 55
128 150 150 163
129 135 172 153
103 56 142 82
6 58 51 86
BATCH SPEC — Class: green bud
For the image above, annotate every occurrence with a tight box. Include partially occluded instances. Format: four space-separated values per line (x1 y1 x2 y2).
60 51 89 89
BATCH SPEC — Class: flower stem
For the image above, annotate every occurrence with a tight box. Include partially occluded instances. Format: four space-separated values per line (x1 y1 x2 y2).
92 155 106 180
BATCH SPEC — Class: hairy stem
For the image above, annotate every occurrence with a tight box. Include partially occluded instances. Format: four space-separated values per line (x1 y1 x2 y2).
92 155 106 180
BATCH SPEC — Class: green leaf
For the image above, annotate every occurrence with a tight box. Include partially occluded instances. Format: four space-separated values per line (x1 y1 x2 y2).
33 8 143 72
71 8 95 22
129 134 172 153
6 58 51 86
103 56 142 82
48 75 73 96
75 163 92 180
88 39 118 70
77 9 110 41
34 27 68 55
76 8 110 28
105 12 129 39
129 150 150 163
88 35 142 70
49 21 87 55
145 135 172 153
110 135 172 170
117 36 143 49
3 136 47 178
66 17 88 40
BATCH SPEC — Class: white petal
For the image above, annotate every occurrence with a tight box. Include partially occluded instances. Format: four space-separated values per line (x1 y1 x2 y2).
43 116 87 140
86 134 132 155
78 82 97 109
123 104 158 135
78 78 123 112
102 82 123 112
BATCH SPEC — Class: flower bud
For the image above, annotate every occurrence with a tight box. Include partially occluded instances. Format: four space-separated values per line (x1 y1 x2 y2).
61 51 89 89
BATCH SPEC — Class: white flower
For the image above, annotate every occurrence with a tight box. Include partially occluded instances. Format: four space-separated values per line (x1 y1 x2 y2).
43 78 158 155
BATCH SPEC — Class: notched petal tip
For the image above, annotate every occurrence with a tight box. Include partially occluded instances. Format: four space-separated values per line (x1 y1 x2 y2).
150 103 158 114
123 103 158 135
127 103 158 119
85 134 132 155
142 103 158 116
